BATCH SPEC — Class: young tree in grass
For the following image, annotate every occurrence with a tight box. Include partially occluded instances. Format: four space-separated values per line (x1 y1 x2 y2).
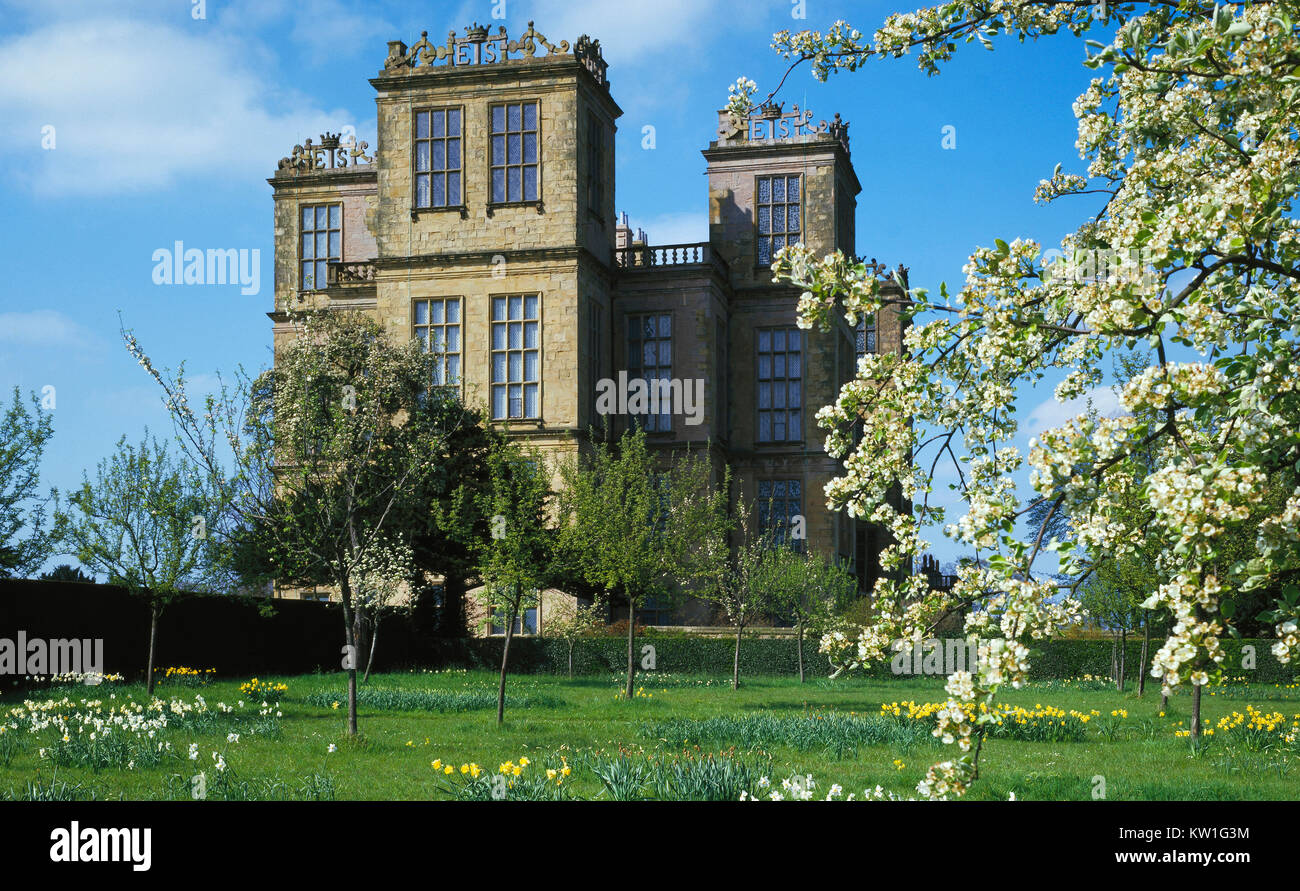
556 429 721 699
456 442 552 724
0 387 56 579
699 488 773 691
123 309 470 735
766 546 859 683
545 594 607 678
54 433 211 694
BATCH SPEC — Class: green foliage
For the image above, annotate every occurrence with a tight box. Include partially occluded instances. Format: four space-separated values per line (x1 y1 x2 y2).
53 433 213 608
0 387 56 579
645 712 937 757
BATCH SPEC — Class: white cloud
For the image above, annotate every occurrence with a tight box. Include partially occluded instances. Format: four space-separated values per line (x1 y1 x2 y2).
437 0 754 67
0 310 103 350
0 15 360 195
1024 385 1126 439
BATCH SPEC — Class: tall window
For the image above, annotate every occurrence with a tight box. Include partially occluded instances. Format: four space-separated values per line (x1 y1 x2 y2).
586 111 604 216
855 316 876 359
716 318 728 434
490 101 539 204
491 294 540 420
414 108 462 208
414 298 461 386
756 327 802 443
300 203 341 290
589 301 603 426
756 174 801 266
627 313 672 432
758 479 803 549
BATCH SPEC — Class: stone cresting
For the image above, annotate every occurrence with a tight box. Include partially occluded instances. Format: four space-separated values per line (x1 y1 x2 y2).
277 132 373 175
382 21 607 88
718 104 850 154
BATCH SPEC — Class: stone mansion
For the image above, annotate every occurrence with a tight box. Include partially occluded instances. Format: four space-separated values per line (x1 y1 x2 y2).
267 21 909 632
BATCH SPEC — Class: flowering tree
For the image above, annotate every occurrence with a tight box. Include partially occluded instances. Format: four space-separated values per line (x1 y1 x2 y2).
735 1 1300 797
123 309 466 735
351 536 416 684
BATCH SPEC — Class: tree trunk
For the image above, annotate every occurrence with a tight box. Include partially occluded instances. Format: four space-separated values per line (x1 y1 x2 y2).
1118 626 1127 693
1160 689 1168 713
796 617 805 684
340 585 359 737
1190 682 1202 742
625 597 636 699
567 640 574 679
1138 614 1150 697
497 612 515 726
732 622 743 691
362 612 379 684
1110 632 1118 688
145 603 159 696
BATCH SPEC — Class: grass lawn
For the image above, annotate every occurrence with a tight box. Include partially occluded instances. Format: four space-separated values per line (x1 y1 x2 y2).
3 669 1299 800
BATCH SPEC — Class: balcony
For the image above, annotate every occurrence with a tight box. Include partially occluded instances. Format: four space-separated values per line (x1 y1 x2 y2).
613 242 729 279
325 260 377 286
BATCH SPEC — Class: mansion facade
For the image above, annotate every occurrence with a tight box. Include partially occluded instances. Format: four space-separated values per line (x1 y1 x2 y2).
266 21 909 632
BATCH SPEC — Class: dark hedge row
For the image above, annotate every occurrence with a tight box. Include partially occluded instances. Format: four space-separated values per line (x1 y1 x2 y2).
2 580 1293 684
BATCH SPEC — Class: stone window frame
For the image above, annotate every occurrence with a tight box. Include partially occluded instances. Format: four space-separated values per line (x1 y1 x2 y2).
487 99 543 212
755 326 803 445
626 311 673 434
412 105 467 216
489 292 542 422
298 202 342 292
754 173 803 267
413 296 463 390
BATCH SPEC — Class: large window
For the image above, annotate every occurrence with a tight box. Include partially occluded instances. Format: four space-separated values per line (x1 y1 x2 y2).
414 107 462 209
716 318 728 434
589 301 603 426
627 313 672 432
758 479 803 549
491 294 540 420
490 101 539 204
586 111 604 217
300 203 341 290
756 174 801 266
756 327 802 443
414 298 461 386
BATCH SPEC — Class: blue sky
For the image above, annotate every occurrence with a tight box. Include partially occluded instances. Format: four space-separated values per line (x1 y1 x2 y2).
0 0 1116 571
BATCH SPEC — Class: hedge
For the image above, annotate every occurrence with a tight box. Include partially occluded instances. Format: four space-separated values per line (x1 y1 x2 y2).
2 579 1294 684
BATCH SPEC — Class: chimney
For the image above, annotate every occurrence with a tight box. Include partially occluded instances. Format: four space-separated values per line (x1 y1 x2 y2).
615 211 632 250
